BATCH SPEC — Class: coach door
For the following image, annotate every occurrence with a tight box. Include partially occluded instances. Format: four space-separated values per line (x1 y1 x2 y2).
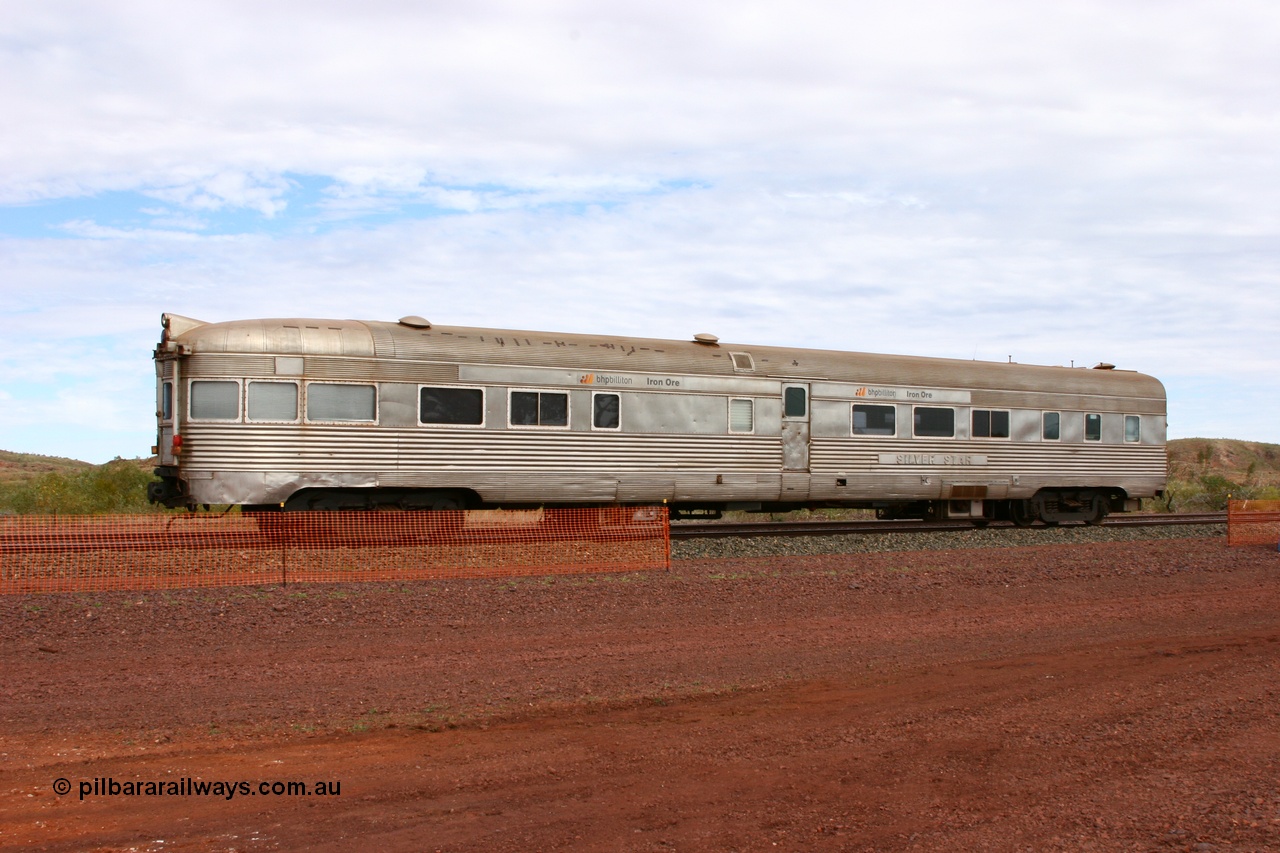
781 383 810 471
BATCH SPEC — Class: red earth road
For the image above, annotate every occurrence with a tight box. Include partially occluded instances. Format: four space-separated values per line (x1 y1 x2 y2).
2 535 1278 851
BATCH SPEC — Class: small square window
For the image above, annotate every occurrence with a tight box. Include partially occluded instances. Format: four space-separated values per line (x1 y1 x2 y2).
593 393 620 430
190 380 240 421
509 391 569 428
248 381 299 422
972 410 1010 439
729 398 754 433
1125 415 1141 443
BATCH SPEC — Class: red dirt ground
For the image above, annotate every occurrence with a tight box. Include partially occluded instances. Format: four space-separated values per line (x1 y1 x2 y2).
2 536 1278 852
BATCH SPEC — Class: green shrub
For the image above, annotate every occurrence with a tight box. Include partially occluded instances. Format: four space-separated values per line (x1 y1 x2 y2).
0 459 162 515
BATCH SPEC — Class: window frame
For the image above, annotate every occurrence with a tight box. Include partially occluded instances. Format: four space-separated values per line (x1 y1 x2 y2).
304 381 378 424
188 379 242 422
507 388 571 430
591 391 621 431
419 385 486 428
728 397 755 434
912 406 955 439
246 379 301 424
852 403 897 437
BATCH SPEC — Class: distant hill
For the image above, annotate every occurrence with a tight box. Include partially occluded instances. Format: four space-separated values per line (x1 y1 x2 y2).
1167 438 1280 487
0 450 95 484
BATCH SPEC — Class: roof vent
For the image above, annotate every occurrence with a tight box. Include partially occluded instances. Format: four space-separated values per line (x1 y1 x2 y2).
693 333 719 345
1092 362 1116 370
398 315 432 329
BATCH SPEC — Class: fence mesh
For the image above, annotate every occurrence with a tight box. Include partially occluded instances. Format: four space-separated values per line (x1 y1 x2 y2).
0 506 670 594
1227 499 1280 547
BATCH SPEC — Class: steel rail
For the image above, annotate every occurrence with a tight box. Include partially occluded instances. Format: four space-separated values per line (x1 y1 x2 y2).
670 512 1227 540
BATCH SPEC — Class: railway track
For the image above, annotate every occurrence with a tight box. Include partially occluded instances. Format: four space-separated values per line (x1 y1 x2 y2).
670 512 1227 540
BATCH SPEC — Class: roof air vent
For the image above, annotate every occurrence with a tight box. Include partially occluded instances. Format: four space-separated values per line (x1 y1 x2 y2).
693 333 719 345
1092 362 1116 370
398 316 431 329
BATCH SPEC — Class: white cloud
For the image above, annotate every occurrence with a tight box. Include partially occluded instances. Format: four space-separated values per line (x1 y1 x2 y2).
1 0 1278 459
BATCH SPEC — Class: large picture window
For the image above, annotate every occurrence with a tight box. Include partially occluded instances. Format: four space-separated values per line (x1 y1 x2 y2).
852 404 895 436
307 383 376 422
913 406 954 438
421 387 484 425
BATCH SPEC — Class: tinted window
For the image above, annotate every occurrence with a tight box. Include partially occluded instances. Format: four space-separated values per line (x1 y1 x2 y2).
783 387 807 418
1043 412 1060 441
510 391 568 427
853 404 895 436
161 381 173 421
593 393 620 429
913 407 954 438
972 410 1010 438
307 384 376 422
1125 415 1141 443
190 380 239 420
1085 413 1102 441
729 398 754 433
248 381 298 422
421 387 484 425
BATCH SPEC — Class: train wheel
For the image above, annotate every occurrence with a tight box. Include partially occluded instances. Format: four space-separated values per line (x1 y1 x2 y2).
1010 500 1037 528
1083 497 1108 526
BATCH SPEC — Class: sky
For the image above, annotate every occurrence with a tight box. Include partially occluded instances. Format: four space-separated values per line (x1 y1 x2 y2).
1 0 1278 463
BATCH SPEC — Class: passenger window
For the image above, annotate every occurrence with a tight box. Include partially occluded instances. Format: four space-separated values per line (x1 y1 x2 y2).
421 387 484 425
913 407 954 438
307 383 376 422
248 381 299 422
593 393 620 430
853 404 895 436
783 387 807 418
1043 412 1060 441
1125 415 1141 443
189 380 240 421
972 410 1010 439
1085 413 1102 441
510 391 569 427
729 398 754 433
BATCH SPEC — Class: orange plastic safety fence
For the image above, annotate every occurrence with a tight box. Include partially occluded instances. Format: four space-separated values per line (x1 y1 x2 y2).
0 506 670 594
1227 499 1280 547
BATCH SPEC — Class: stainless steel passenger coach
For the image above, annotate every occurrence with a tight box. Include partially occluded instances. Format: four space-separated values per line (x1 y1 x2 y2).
149 314 1167 525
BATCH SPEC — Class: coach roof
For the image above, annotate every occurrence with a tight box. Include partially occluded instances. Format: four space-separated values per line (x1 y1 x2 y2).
159 314 1166 402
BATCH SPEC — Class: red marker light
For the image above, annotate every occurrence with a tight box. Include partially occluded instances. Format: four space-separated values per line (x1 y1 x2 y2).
172 435 184 454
